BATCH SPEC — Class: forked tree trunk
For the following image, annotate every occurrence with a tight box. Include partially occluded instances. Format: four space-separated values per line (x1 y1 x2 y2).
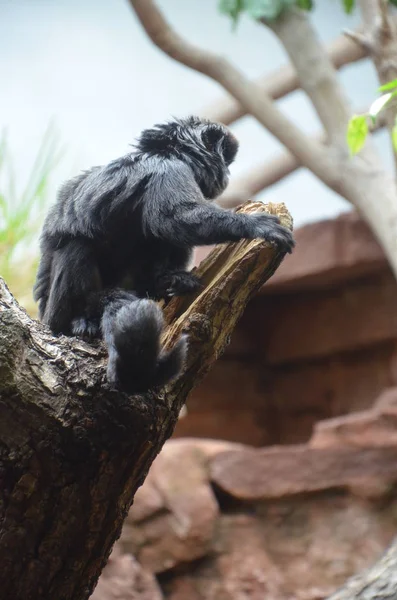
0 201 291 600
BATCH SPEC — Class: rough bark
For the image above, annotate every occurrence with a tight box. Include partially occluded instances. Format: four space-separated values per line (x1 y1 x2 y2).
0 201 291 600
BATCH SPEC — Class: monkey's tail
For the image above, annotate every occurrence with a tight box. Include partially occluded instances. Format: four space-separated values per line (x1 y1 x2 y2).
102 295 187 394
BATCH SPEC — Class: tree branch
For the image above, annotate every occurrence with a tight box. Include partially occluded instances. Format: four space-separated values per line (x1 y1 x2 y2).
264 7 351 147
254 5 397 280
201 27 369 126
219 147 308 208
219 108 386 208
129 0 397 288
0 201 291 600
128 0 339 192
344 28 374 52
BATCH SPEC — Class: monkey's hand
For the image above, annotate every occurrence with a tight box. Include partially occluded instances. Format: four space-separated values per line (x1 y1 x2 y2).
155 271 203 299
248 213 295 254
71 316 101 338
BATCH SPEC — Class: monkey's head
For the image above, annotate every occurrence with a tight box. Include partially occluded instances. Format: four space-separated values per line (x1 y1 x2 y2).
136 116 239 199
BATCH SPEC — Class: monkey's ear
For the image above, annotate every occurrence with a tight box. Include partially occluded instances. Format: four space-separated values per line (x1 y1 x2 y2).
202 125 239 166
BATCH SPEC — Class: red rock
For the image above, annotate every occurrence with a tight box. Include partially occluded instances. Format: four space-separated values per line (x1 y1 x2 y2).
374 386 397 410
260 272 397 365
120 441 219 573
90 545 163 600
210 445 397 500
129 479 163 523
110 437 397 600
174 408 271 446
311 410 397 449
215 516 287 600
176 340 396 447
262 212 387 293
309 386 397 450
180 214 397 448
163 498 393 600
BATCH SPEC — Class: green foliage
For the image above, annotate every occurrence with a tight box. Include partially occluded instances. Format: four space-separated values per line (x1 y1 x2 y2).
245 0 295 20
346 115 368 155
296 0 313 9
379 79 397 93
346 79 397 155
218 0 306 26
218 0 397 22
0 123 63 314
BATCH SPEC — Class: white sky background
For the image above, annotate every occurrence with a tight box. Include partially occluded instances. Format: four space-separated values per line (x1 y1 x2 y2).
0 0 393 228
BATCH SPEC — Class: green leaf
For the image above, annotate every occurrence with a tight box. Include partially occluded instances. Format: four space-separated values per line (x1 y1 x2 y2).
346 115 369 155
342 0 355 13
390 0 397 6
296 0 314 9
378 78 397 93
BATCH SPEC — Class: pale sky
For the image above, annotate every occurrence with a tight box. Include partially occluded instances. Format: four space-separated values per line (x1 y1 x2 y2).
0 0 393 228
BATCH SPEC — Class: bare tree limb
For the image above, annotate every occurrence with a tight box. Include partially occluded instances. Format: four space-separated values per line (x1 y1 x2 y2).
219 147 308 208
128 0 338 191
129 0 397 286
220 109 386 208
264 8 351 147
253 6 397 280
344 28 374 52
201 27 370 126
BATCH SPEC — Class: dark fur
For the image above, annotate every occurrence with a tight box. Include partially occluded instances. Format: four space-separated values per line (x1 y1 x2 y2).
34 116 294 394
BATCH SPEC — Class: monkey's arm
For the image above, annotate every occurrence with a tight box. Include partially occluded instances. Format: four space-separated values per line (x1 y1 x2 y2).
143 163 295 253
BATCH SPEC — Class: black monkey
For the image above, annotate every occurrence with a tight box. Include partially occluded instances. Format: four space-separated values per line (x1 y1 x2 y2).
34 116 295 394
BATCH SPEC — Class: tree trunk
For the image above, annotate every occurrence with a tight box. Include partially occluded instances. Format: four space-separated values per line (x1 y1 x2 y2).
0 201 291 600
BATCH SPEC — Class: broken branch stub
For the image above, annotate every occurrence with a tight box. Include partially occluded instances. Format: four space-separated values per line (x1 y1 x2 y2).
162 201 293 406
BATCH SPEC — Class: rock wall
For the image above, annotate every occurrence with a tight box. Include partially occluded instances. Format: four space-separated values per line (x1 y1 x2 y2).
91 212 397 600
175 212 397 445
92 387 397 599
